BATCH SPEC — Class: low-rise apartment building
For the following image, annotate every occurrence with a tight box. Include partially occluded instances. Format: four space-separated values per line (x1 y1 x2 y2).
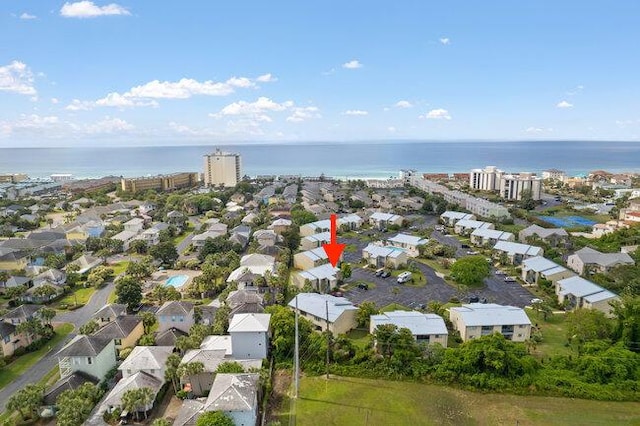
567 247 635 275
449 303 531 342
556 276 619 316
370 311 448 346
492 241 544 265
521 256 575 285
288 293 357 335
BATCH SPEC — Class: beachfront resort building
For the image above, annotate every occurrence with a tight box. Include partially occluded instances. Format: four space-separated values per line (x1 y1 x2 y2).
120 172 199 193
203 149 242 187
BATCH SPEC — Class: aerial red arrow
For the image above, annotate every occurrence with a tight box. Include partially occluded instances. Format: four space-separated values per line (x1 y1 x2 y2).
322 214 346 267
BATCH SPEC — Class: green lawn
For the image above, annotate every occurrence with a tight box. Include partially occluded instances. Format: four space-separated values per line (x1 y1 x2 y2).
108 289 118 303
173 225 194 246
0 323 73 391
526 309 571 358
345 329 371 349
390 269 426 287
274 375 640 426
56 286 96 308
110 260 130 275
381 303 410 312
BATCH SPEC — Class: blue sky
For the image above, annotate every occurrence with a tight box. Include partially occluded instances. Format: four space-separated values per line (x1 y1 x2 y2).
1 0 640 146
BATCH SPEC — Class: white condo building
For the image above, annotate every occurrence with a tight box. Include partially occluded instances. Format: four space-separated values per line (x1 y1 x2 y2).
204 149 242 187
470 166 504 191
499 173 542 200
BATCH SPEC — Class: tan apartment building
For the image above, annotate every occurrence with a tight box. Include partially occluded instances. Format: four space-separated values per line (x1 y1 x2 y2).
120 172 198 192
203 149 242 187
449 303 531 342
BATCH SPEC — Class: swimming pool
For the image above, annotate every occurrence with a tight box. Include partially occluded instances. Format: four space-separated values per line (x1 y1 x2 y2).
165 275 189 288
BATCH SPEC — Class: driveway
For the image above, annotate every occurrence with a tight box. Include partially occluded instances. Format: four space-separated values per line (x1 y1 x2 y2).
0 281 115 412
177 216 202 255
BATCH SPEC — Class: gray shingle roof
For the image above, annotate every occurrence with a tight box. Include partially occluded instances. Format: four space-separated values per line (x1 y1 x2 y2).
56 335 112 357
204 373 259 412
155 327 188 346
156 301 194 316
92 315 142 339
43 371 98 406
92 303 128 321
3 304 42 321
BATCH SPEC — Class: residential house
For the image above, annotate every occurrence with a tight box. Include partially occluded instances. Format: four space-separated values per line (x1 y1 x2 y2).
56 335 117 381
267 218 292 234
340 214 364 230
92 303 127 327
470 228 514 247
228 313 271 359
556 276 620 316
521 256 575 285
567 247 635 275
123 218 145 233
226 290 265 316
42 372 99 414
139 228 160 246
0 275 31 292
227 254 276 288
67 254 103 275
362 244 408 269
454 219 495 236
492 241 543 265
0 322 29 357
0 250 29 270
156 301 195 334
288 293 357 334
369 212 404 229
299 220 332 237
292 264 340 293
370 311 448 346
111 230 139 251
449 303 532 342
386 233 427 257
230 225 251 249
173 373 260 426
440 211 476 226
293 247 331 270
118 345 174 381
101 371 162 415
253 229 278 248
155 327 188 347
518 224 569 246
192 230 227 248
166 210 186 228
2 304 42 325
92 315 144 353
300 232 331 251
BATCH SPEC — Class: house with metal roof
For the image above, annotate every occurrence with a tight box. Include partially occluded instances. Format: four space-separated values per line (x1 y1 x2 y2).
386 233 427 257
454 219 495 236
288 293 357 335
521 256 575 285
556 276 619 316
293 247 334 271
470 228 515 247
492 241 544 265
292 263 340 293
369 212 404 229
449 303 532 342
370 311 448 346
440 211 476 226
362 244 408 269
299 231 331 250
567 247 634 275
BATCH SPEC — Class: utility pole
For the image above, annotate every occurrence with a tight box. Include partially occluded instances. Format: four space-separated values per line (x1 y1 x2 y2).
325 300 330 379
294 295 299 398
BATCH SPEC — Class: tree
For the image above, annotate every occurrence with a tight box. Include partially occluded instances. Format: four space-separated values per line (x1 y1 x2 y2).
450 255 490 286
115 276 143 311
33 284 59 301
195 411 235 426
44 253 66 269
39 307 56 325
79 319 100 335
129 239 149 255
150 241 179 266
356 301 379 328
177 362 205 395
518 189 537 210
5 284 27 300
611 295 640 353
215 361 245 373
126 258 153 279
340 262 352 280
212 305 231 335
140 311 157 333
56 383 102 426
6 384 44 420
165 354 182 394
152 419 172 426
121 387 154 420
17 317 49 340
291 206 317 225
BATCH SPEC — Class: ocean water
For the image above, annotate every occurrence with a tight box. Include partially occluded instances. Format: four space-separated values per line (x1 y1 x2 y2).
0 141 639 179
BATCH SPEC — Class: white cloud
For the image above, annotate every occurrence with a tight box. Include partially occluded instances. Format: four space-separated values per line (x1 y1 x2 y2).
342 60 363 69
525 127 553 134
394 100 413 109
387 126 396 133
0 61 36 95
420 108 451 120
0 114 60 138
256 73 277 83
20 13 37 20
556 100 573 108
60 1 130 18
211 97 294 123
286 106 321 122
566 85 584 96
343 110 368 116
94 92 158 108
439 37 451 45
85 117 133 134
51 98 59 104
65 99 93 111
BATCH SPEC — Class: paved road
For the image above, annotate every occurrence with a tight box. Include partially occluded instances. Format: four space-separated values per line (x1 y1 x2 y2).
0 281 115 412
177 216 202 255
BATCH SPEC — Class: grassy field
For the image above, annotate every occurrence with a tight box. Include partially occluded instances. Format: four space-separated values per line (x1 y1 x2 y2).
110 260 130 275
0 323 73 390
173 225 194 246
275 375 640 426
527 309 571 358
381 303 410 312
56 286 96 308
345 329 370 349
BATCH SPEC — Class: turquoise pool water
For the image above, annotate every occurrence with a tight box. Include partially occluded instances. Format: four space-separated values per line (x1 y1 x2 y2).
165 275 189 288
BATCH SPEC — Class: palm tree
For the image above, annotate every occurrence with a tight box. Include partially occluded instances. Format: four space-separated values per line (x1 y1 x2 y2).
38 307 56 326
137 387 155 419
165 354 182 394
177 362 205 395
